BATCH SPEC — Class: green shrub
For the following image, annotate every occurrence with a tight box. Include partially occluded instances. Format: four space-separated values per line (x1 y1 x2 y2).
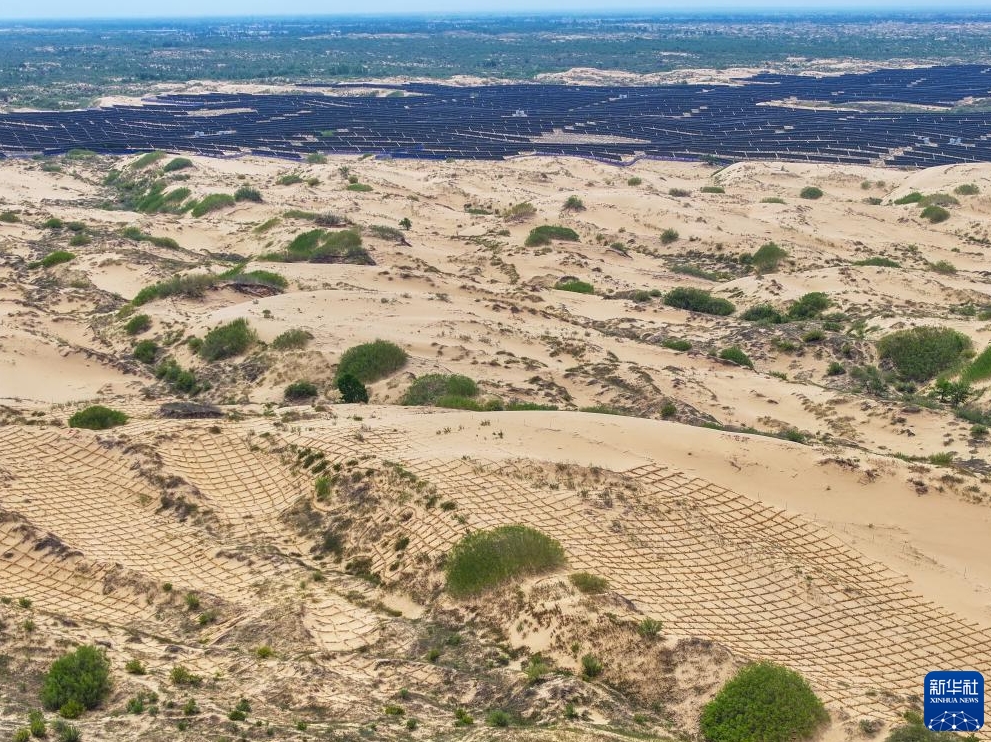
525 225 580 247
668 187 690 197
41 645 111 713
701 662 827 742
446 525 566 597
662 338 692 351
276 173 304 185
131 151 165 169
13 727 31 742
124 659 146 675
337 340 407 383
124 314 151 335
43 217 64 229
921 205 950 223
761 196 785 204
68 233 90 247
664 287 735 316
307 152 328 164
637 617 663 639
29 709 46 737
719 346 753 369
556 279 594 294
435 395 486 411
263 228 370 264
271 328 313 350
563 195 585 211
660 228 679 244
627 176 643 186
190 193 235 217
671 264 725 281
37 251 76 269
826 361 846 376
132 273 217 305
701 185 725 193
337 373 369 404
169 666 202 687
741 304 785 323
503 202 537 222
921 193 959 207
68 406 127 430
961 344 991 384
200 318 256 361
486 710 511 727
569 572 609 594
163 157 193 173
581 654 603 679
877 326 971 382
801 329 824 343
0 210 22 223
787 292 831 320
799 186 823 200
285 381 318 401
885 723 953 741
954 183 980 196
930 260 956 274
854 256 900 268
403 374 478 406
233 185 262 202
52 722 80 742
894 192 923 205
454 708 474 726
751 242 788 273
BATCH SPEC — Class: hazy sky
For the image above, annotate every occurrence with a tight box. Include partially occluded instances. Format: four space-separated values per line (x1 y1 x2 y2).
2 0 990 20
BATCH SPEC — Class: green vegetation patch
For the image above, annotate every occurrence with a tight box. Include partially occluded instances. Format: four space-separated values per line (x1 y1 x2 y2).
337 373 369 403
525 225 579 247
124 314 151 335
337 340 408 383
34 250 76 269
877 326 972 382
921 204 950 223
894 192 924 205
130 151 166 169
719 346 753 369
751 242 788 273
741 304 785 324
163 157 193 173
200 318 256 362
41 645 112 713
0 210 21 223
700 661 827 742
787 292 831 320
403 373 478 406
799 186 823 200
664 287 735 316
261 228 371 265
233 185 262 202
853 256 901 268
701 185 725 193
190 193 235 217
68 406 128 430
271 328 313 350
346 182 373 192
569 572 609 594
556 279 594 294
446 525 566 597
285 380 318 401
954 183 980 196
961 344 991 384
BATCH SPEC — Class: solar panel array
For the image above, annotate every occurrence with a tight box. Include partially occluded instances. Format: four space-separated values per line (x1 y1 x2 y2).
1 64 990 167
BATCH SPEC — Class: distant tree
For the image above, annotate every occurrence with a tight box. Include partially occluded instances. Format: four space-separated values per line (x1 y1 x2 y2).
399 217 412 230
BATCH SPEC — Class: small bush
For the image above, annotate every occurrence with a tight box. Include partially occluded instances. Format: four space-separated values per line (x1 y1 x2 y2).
41 645 111 713
503 202 537 222
921 193 959 207
741 304 785 324
337 340 407 383
664 287 735 316
131 151 165 169
199 318 256 361
454 708 474 727
53 722 80 742
954 183 980 196
285 381 318 402
877 326 972 382
662 338 691 351
581 654 603 679
190 193 235 217
525 225 579 247
37 251 76 269
0 210 22 223
701 185 725 193
719 346 753 369
930 260 956 274
68 406 128 430
787 292 831 320
337 373 369 404
627 176 643 186
761 196 785 204
826 361 846 376
163 157 193 172
68 234 90 247
637 617 663 639
894 192 923 205
271 328 313 350
668 187 690 197
556 279 594 294
403 374 478 406
13 727 31 742
562 195 585 211
569 572 609 594
29 709 46 737
486 710 511 728
660 228 680 244
921 205 950 223
751 242 788 273
854 256 900 268
446 525 566 597
276 173 304 186
169 666 202 688
799 186 823 200
124 659 146 675
124 314 151 335
700 661 827 742
233 185 262 202
801 329 824 343
961 344 991 384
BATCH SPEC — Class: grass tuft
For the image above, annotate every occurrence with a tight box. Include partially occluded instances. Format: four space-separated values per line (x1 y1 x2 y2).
446 525 566 597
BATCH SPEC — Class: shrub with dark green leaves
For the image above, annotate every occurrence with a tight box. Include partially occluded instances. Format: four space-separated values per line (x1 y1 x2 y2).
921 205 950 223
285 381 318 402
877 326 971 382
751 242 788 273
581 654 603 679
486 710 511 727
662 338 692 351
562 195 585 211
446 525 566 597
664 287 735 316
719 346 753 369
403 374 478 406
36 251 76 269
854 256 900 268
556 279 594 294
337 373 369 403
741 304 785 324
68 406 128 430
199 318 256 362
124 314 151 335
337 340 407 383
525 225 580 247
41 645 111 713
700 662 827 742
787 292 831 320
799 186 823 200
660 228 680 244
894 192 923 205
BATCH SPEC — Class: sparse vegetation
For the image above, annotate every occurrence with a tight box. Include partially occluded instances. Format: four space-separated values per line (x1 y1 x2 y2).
701 185 725 193
961 344 991 384
131 151 166 169
271 328 313 350
660 228 680 244
163 157 193 173
446 525 566 597
877 327 971 382
581 654 603 679
569 572 609 594
34 250 76 269
41 645 111 714
556 279 594 294
403 374 478 406
124 314 151 335
563 195 585 211
741 304 785 324
664 287 735 316
68 406 128 430
337 340 408 383
701 662 827 742
190 193 236 217
854 256 900 267
503 201 537 222
260 228 371 264
894 192 923 205
199 318 256 362
954 183 980 196
233 185 262 202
